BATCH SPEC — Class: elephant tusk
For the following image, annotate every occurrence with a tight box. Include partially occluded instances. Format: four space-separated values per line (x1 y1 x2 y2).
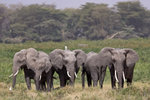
74 72 77 78
123 71 126 82
39 75 41 81
9 87 12 91
14 70 19 76
115 70 119 83
9 74 13 77
67 71 71 78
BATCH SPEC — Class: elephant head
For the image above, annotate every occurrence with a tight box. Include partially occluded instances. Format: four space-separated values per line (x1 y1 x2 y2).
73 49 87 73
100 47 139 88
10 48 52 90
49 49 86 86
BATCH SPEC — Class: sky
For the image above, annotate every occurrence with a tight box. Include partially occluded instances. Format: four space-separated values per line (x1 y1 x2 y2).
0 0 150 9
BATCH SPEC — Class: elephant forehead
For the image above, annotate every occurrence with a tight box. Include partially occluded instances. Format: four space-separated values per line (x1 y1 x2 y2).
113 50 125 61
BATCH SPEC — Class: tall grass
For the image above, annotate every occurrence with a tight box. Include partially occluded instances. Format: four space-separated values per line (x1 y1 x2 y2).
0 39 150 100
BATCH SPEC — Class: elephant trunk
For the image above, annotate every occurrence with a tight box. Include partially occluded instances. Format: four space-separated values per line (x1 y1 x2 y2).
117 71 124 88
69 71 75 86
12 67 20 89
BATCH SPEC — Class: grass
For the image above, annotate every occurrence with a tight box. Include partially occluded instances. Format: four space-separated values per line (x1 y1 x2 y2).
0 38 150 100
0 82 150 100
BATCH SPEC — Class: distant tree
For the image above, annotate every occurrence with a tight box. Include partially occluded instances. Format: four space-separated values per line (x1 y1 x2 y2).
116 1 150 37
77 3 123 40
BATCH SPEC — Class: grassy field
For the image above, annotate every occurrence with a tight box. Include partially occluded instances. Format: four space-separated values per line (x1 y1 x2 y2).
0 39 150 100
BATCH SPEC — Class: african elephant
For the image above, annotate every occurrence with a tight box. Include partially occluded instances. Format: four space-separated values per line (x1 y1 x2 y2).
49 49 86 89
82 50 110 88
107 48 139 88
9 48 52 91
83 47 139 89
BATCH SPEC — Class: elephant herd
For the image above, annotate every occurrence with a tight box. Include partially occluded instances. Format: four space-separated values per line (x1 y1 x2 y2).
9 47 139 91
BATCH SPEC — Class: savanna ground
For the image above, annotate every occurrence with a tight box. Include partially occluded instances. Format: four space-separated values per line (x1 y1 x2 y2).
0 39 150 100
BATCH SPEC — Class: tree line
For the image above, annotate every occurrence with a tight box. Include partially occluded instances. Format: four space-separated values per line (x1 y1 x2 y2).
0 1 150 43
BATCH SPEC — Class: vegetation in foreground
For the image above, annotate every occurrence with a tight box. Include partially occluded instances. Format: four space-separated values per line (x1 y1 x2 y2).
0 82 150 100
0 39 150 100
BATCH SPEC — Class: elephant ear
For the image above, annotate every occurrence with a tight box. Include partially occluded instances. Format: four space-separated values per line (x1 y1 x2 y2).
26 48 39 70
73 49 87 70
124 48 139 67
38 51 52 73
99 47 115 66
100 47 115 56
49 49 64 69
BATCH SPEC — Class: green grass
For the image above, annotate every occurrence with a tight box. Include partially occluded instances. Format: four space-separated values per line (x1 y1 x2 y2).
0 38 150 100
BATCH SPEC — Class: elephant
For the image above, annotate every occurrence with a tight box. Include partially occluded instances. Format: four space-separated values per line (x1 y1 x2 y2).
82 51 109 88
82 47 139 89
49 49 86 89
107 48 139 88
9 48 52 91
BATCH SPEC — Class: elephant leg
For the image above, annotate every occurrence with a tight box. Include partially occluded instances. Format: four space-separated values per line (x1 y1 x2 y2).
41 82 46 91
59 73 65 87
25 76 31 90
91 71 98 87
109 65 116 89
99 66 107 89
125 66 134 87
82 68 86 89
47 70 54 91
86 72 92 87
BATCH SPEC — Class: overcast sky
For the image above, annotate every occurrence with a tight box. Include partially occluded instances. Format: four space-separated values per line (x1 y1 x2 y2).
0 0 149 9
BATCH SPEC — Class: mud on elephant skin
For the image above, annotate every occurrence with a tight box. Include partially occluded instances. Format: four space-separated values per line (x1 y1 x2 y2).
9 48 52 91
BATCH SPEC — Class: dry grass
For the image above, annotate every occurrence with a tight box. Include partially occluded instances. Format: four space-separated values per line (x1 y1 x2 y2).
0 82 150 100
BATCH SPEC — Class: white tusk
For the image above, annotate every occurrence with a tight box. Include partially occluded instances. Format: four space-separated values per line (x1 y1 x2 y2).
123 71 126 82
65 46 68 50
9 74 13 77
39 75 41 81
14 70 19 76
67 71 71 78
115 70 119 82
74 72 77 78
9 87 12 91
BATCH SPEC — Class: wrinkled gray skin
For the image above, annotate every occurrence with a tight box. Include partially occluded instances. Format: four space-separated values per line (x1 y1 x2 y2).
23 67 47 91
108 48 139 88
11 48 52 91
82 47 139 89
82 51 110 88
49 49 86 89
